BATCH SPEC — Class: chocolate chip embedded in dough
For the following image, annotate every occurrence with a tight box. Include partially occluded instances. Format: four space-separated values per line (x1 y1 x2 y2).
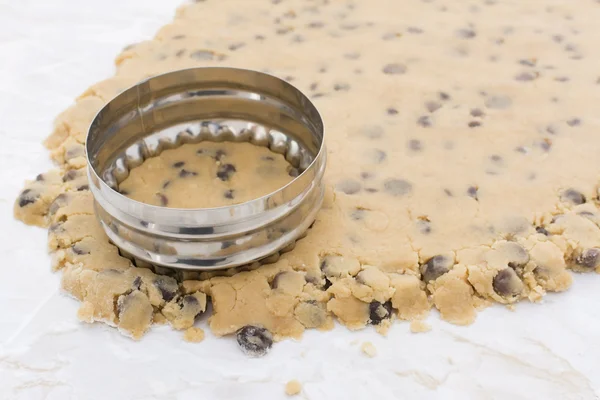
236 325 273 358
71 243 90 255
162 180 171 189
386 108 398 115
420 255 453 283
566 118 581 127
156 193 169 207
492 268 524 297
62 169 79 182
575 248 600 269
439 92 451 101
77 185 89 191
383 178 412 196
425 101 441 113
333 83 351 91
368 300 393 325
172 161 185 168
456 28 476 39
48 193 68 217
35 174 44 182
153 276 179 302
470 108 485 117
417 115 432 127
382 63 407 75
179 169 198 178
467 186 478 200
216 164 236 181
468 121 481 128
365 148 387 163
18 189 38 207
515 72 538 81
224 189 235 200
287 166 300 177
560 188 586 205
335 179 362 195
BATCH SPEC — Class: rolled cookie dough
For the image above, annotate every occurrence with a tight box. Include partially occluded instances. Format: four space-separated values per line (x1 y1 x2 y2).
13 0 600 345
119 141 295 208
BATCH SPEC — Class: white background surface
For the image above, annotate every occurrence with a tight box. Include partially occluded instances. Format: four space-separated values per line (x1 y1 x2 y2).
0 1 599 399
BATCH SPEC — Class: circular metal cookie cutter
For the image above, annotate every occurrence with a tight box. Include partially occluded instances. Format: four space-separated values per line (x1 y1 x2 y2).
86 67 326 270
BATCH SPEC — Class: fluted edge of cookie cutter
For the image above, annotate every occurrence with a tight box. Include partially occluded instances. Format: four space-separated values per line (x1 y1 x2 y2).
86 67 326 271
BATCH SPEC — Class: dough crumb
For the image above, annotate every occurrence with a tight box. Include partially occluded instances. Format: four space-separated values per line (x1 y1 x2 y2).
183 327 205 343
360 341 377 357
410 320 431 333
285 380 302 396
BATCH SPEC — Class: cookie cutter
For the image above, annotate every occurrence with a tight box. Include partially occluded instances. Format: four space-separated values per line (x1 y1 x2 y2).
86 67 325 270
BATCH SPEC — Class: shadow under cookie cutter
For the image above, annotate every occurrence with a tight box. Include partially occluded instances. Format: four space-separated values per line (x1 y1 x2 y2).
86 67 326 271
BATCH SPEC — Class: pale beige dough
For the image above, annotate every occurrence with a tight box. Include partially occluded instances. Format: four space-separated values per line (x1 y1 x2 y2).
119 141 294 208
12 0 600 344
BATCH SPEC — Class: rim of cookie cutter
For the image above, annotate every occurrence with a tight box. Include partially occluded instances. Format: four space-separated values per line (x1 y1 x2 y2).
86 67 326 270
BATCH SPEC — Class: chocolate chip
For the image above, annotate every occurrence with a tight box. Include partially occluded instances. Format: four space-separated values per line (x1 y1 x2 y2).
425 101 441 113
417 115 432 127
439 92 451 101
468 121 481 128
484 95 512 109
467 186 479 200
76 185 89 191
567 118 581 127
560 188 586 205
307 21 324 28
540 138 552 152
350 208 365 221
132 276 142 290
515 72 538 81
365 188 379 193
387 108 399 115
365 148 387 163
408 139 422 151
62 169 78 182
71 244 89 255
153 276 178 302
333 83 350 91
172 161 185 168
492 268 523 297
175 49 186 57
336 179 362 195
417 218 432 234
18 189 38 207
420 255 453 283
490 154 502 163
470 108 484 117
228 42 246 51
190 50 215 60
236 326 273 357
383 179 412 196
536 226 549 236
156 193 169 206
323 277 332 290
576 248 600 269
382 63 407 75
224 189 235 199
287 166 300 177
444 189 453 196
456 28 476 39
368 301 393 325
360 172 374 180
518 59 536 67
35 174 44 182
183 295 199 306
179 169 198 178
162 180 171 189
